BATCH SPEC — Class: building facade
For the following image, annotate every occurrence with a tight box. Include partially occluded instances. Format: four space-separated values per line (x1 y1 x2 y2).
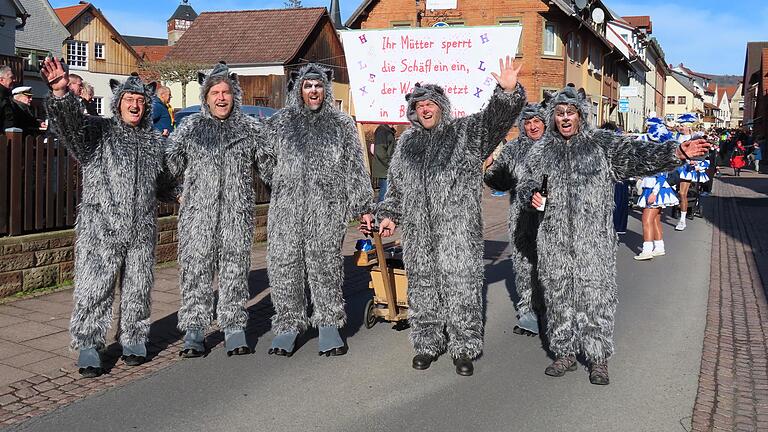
16 0 68 102
742 42 768 140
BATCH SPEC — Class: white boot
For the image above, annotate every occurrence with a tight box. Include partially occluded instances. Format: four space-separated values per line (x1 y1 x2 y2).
675 217 686 231
634 242 654 260
652 240 666 256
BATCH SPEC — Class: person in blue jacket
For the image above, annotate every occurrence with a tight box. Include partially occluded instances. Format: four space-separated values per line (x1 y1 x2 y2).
151 85 173 137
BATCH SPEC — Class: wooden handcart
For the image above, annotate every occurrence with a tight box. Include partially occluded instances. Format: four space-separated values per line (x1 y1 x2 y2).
354 231 408 329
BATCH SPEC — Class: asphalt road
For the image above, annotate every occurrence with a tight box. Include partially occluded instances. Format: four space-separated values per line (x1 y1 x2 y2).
10 204 712 432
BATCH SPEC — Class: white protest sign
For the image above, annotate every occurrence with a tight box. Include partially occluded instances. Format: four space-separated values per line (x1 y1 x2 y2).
340 26 522 124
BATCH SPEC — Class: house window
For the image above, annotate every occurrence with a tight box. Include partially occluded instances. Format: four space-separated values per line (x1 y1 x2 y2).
93 97 103 115
589 43 602 72
543 22 558 56
446 21 465 26
67 41 88 69
667 96 675 104
175 19 190 30
567 33 581 64
391 21 411 28
94 43 105 60
739 100 744 110
497 17 523 54
678 96 686 104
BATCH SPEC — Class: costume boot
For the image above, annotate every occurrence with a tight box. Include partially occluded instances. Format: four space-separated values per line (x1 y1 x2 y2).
77 347 103 378
268 331 298 357
453 356 474 376
412 353 437 370
121 343 147 366
224 328 251 356
589 361 610 385
544 355 577 377
318 326 347 356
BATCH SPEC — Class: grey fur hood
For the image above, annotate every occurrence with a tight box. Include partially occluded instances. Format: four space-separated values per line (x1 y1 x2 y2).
517 101 547 132
285 63 336 113
108 73 157 129
544 85 593 139
404 83 453 131
197 62 243 119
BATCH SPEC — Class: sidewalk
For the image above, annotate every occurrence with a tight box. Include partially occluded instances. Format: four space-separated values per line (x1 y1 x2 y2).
691 168 768 432
0 192 510 427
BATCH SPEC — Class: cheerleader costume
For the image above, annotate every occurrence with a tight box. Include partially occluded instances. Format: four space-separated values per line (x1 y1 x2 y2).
637 173 679 208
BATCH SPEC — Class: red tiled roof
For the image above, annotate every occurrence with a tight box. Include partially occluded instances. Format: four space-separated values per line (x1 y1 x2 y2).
134 45 170 62
707 82 716 92
166 7 327 65
53 2 89 26
621 16 652 33
704 102 718 110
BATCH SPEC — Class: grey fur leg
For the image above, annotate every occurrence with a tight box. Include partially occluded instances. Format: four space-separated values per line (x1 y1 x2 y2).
216 253 250 332
544 279 578 359
445 275 484 359
408 273 446 357
579 282 617 364
307 248 346 329
77 347 101 369
318 326 344 351
69 237 122 350
176 254 216 332
268 239 310 335
270 332 298 351
118 240 155 349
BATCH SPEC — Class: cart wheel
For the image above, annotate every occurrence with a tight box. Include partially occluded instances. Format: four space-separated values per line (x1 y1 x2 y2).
364 299 377 329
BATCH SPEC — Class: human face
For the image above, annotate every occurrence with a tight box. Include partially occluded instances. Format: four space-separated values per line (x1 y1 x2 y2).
524 117 545 140
206 81 234 120
301 79 325 111
120 92 145 127
68 78 83 96
15 93 32 105
415 100 441 130
0 71 14 89
159 89 171 104
554 104 580 138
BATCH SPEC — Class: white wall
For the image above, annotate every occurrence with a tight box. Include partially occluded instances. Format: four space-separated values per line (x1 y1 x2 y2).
166 64 285 109
78 70 131 117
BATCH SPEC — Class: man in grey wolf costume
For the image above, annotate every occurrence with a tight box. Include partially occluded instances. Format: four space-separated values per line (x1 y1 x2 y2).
519 86 711 385
483 100 548 337
262 63 373 357
166 62 270 357
41 57 174 377
377 57 526 376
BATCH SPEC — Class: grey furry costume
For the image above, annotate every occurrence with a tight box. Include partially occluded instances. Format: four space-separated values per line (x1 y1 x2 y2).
517 87 684 364
166 63 268 351
483 102 546 335
45 74 172 364
377 82 526 359
261 64 372 343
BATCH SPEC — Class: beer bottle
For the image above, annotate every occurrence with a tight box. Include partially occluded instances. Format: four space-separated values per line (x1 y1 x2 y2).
536 175 548 211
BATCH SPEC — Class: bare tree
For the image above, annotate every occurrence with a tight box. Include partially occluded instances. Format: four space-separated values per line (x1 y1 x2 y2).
284 0 302 7
139 60 207 108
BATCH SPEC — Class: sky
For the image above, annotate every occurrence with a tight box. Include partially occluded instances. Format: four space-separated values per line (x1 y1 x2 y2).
48 0 767 76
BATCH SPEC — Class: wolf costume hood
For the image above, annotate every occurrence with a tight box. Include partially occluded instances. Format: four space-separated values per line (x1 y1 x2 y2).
260 63 373 341
166 62 269 352
483 100 549 335
515 85 684 367
377 81 526 360
45 72 174 371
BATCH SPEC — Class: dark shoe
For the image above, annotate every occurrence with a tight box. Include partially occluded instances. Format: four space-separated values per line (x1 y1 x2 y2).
412 354 436 370
319 346 348 357
589 362 610 385
78 366 103 378
453 356 474 376
121 354 146 366
544 355 577 377
268 347 294 357
179 347 205 358
227 346 252 356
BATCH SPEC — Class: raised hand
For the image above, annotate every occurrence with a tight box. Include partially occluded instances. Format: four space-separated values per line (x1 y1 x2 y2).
677 138 711 160
40 57 69 96
490 56 523 92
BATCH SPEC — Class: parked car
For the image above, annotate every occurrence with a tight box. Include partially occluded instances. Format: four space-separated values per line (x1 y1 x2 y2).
174 105 277 126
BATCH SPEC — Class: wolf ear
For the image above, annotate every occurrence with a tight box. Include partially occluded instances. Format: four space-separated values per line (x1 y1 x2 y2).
109 79 121 92
197 72 206 85
404 92 411 102
286 70 300 92
577 87 587 101
324 69 334 82
146 81 157 96
542 90 554 104
229 72 238 83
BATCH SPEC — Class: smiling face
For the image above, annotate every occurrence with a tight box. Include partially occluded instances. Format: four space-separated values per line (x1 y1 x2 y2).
524 117 545 140
554 104 580 138
206 81 234 120
301 79 325 111
415 99 442 130
119 92 146 127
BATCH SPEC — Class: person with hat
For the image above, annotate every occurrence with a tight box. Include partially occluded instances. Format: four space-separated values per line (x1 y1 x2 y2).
672 113 706 230
41 56 177 378
11 86 44 136
521 86 710 385
483 98 550 337
166 62 272 358
377 56 526 376
260 63 374 358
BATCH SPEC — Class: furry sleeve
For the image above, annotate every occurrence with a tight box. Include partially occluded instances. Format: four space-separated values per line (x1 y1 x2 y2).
156 139 180 203
164 115 194 178
458 83 526 160
375 135 405 224
342 116 374 219
248 117 275 185
515 142 544 212
596 129 682 181
484 138 518 191
44 92 108 164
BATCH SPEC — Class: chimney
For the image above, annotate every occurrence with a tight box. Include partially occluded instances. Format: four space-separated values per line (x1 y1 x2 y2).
329 0 343 30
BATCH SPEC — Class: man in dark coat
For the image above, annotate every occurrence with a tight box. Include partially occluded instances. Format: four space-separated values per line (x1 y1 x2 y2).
0 65 16 130
152 85 173 137
372 124 396 202
378 56 526 376
11 86 43 136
